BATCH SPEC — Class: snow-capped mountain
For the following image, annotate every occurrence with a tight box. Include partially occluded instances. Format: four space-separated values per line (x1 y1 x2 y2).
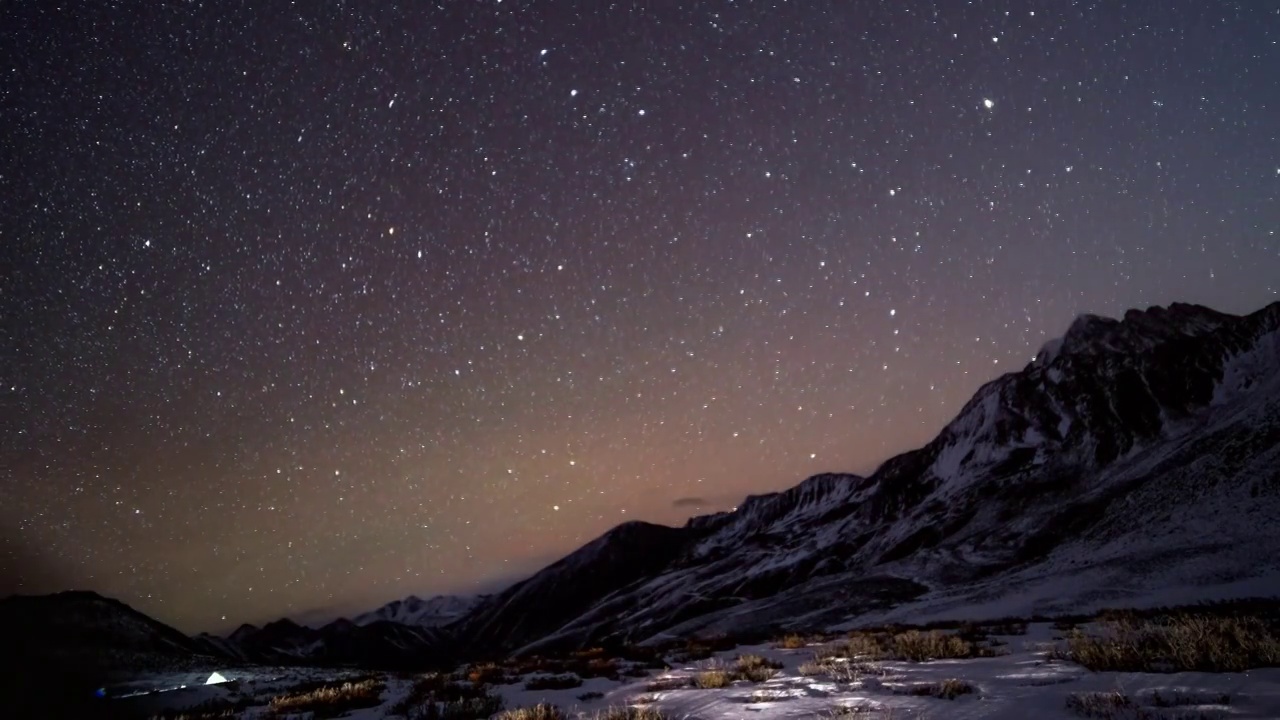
353 593 488 628
452 301 1280 654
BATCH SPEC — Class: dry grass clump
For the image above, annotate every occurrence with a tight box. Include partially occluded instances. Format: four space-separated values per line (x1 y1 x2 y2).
777 633 808 649
828 704 884 717
735 653 782 682
464 661 511 684
898 678 975 700
891 630 976 661
149 711 238 720
797 660 828 676
592 707 670 720
693 669 733 688
822 628 987 662
687 654 782 687
673 644 711 662
644 676 692 692
749 688 794 703
388 678 505 720
523 673 583 691
615 644 670 670
672 642 714 662
494 703 564 720
268 677 384 718
386 672 448 714
842 632 887 659
1147 690 1231 708
1055 614 1280 672
503 647 622 680
981 619 1030 636
1065 691 1136 718
438 694 507 720
1066 688 1234 719
671 634 739 662
799 655 882 683
150 696 257 720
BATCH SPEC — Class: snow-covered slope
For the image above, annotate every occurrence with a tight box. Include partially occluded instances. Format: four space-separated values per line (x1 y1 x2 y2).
353 593 486 628
451 300 1280 654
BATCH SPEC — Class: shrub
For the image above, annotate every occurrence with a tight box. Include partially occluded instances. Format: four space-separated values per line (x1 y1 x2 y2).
268 677 385 718
523 673 583 691
577 691 605 701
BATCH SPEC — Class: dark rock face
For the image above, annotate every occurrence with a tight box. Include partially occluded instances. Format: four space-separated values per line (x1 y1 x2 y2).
0 590 218 673
451 520 699 655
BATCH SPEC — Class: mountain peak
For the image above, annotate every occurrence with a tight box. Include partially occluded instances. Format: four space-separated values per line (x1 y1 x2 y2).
352 593 486 628
1036 302 1234 365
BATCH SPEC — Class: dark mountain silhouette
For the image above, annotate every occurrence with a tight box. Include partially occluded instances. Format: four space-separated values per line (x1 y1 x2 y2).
7 300 1279 683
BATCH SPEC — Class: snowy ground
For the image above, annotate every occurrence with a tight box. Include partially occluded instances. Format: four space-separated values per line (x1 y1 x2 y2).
113 622 1280 719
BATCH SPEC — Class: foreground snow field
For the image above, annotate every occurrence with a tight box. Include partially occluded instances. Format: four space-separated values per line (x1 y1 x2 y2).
114 622 1280 719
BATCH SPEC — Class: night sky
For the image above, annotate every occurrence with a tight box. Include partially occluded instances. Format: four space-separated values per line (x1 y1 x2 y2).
2 2 1278 635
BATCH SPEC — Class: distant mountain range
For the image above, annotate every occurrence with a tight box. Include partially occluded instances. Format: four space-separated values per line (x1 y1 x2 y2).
6 300 1279 685
180 594 488 670
353 593 488 628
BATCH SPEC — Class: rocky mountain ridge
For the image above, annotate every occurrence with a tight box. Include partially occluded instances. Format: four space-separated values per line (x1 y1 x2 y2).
448 300 1280 654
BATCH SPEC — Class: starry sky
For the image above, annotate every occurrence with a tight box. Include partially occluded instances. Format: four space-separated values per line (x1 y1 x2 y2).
2 1 1278 635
